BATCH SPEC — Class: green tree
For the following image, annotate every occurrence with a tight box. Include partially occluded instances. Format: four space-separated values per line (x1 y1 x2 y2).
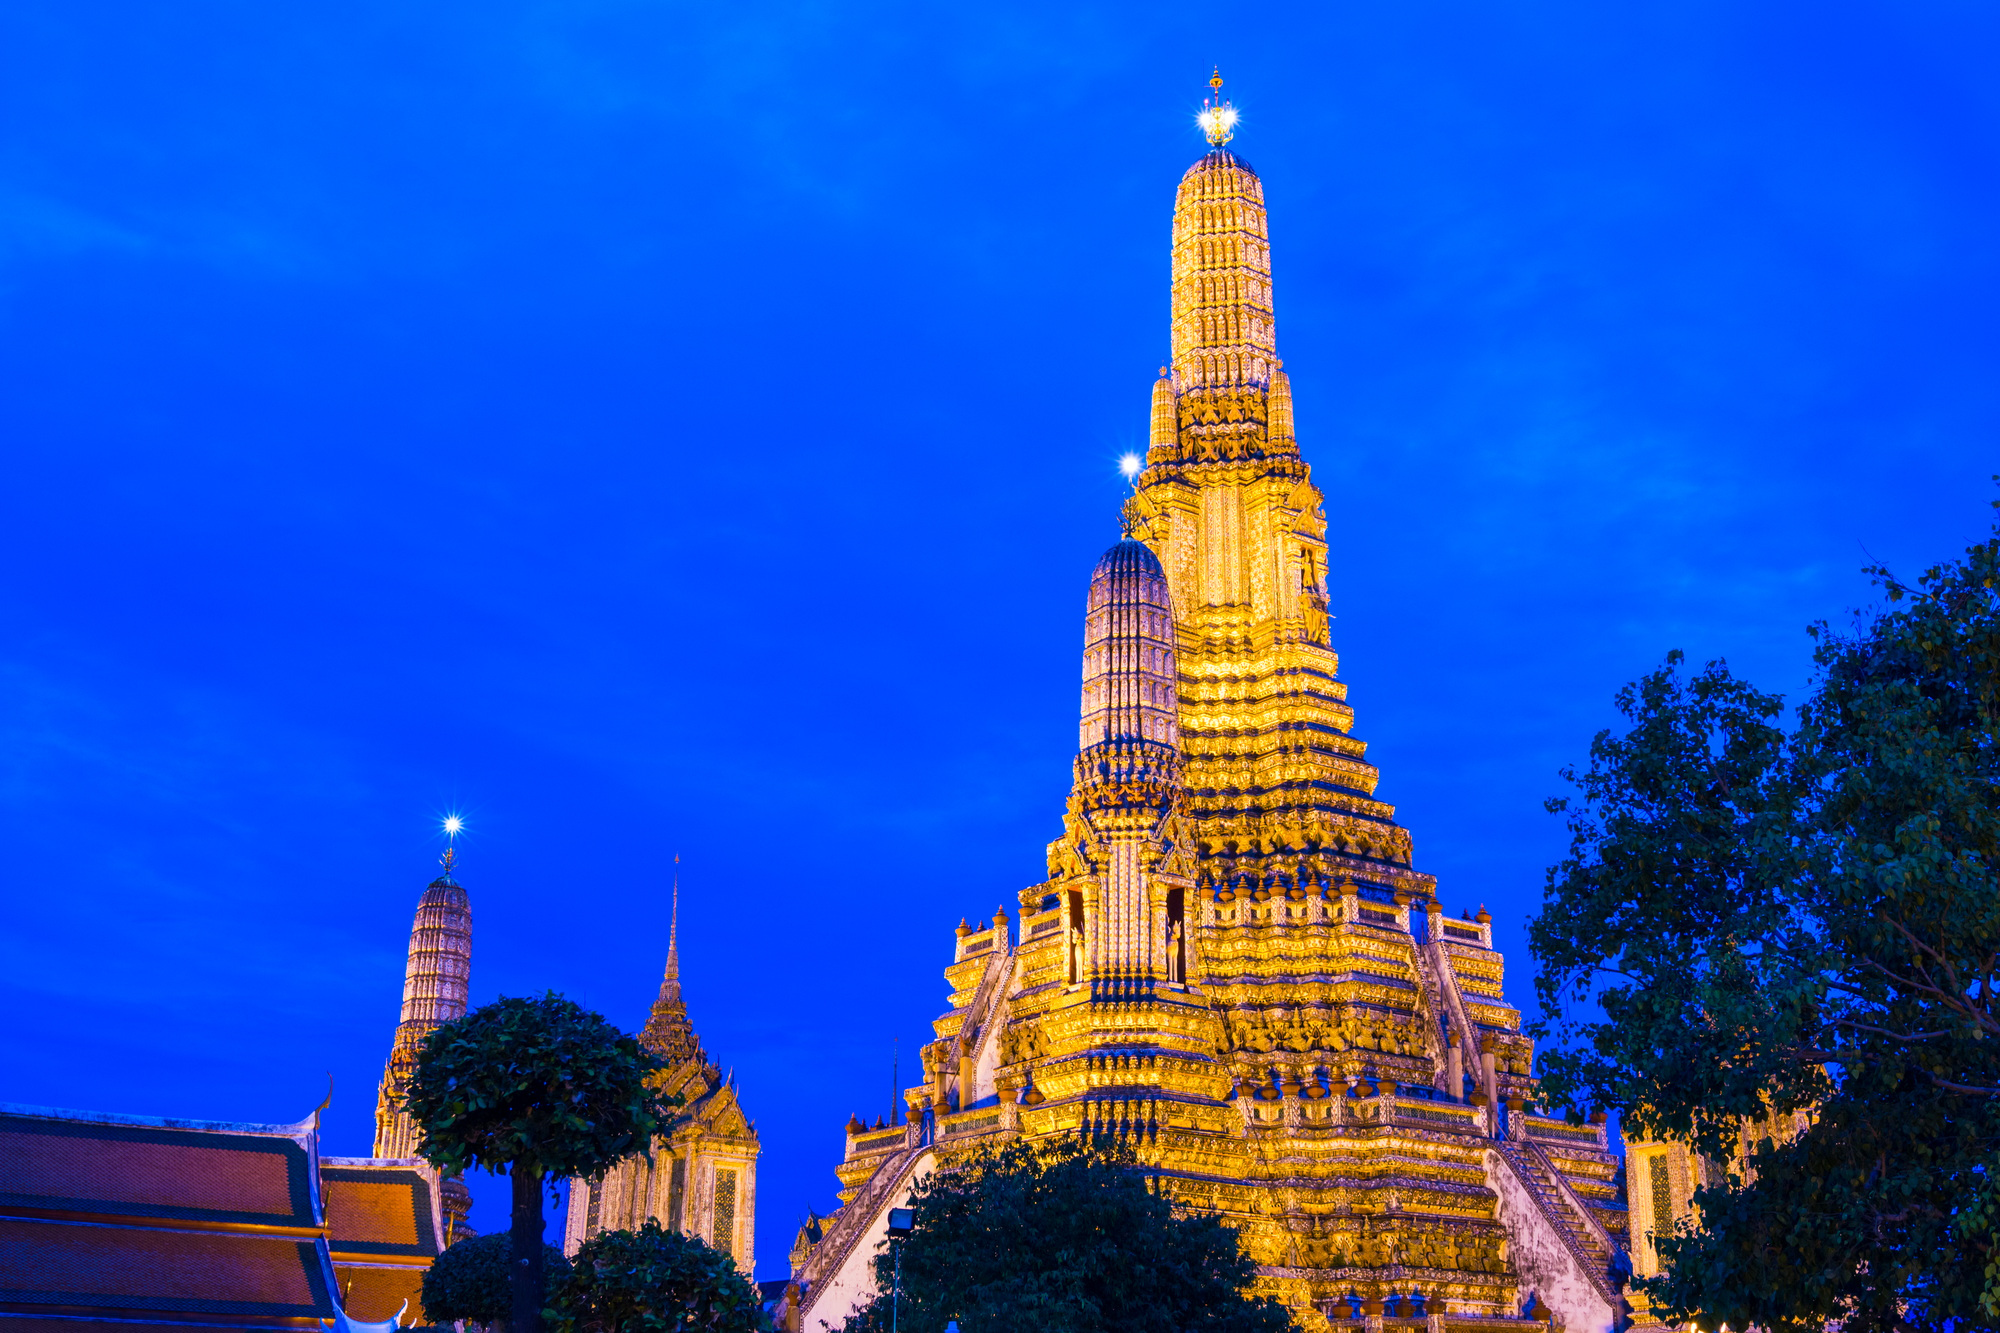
420 1232 573 1330
549 1220 766 1333
1529 505 2000 1333
835 1138 1290 1333
406 993 674 1333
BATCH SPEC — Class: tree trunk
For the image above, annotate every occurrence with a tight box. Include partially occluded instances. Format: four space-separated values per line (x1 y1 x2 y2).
510 1164 544 1333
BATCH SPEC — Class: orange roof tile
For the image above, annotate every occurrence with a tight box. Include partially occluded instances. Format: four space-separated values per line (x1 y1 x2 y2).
0 1108 315 1228
320 1164 438 1260
0 1217 333 1317
332 1264 426 1325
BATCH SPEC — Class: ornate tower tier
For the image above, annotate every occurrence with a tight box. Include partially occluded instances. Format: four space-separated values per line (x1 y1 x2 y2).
1169 150 1279 396
1078 538 1181 757
1068 538 1189 990
373 852 472 1162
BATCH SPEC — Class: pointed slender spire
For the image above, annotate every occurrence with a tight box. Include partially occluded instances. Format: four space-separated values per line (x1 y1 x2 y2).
661 854 682 1004
642 854 701 1065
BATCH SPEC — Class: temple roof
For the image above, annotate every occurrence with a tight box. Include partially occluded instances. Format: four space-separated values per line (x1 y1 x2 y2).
320 1159 441 1260
319 1160 440 1326
0 1103 339 1329
0 1103 320 1226
327 1264 424 1328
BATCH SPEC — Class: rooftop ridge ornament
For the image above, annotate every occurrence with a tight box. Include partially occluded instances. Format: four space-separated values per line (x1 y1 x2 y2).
1198 67 1237 147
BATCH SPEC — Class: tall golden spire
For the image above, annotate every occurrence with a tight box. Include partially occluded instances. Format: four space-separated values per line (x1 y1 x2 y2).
1124 100 1411 895
792 95 1621 1333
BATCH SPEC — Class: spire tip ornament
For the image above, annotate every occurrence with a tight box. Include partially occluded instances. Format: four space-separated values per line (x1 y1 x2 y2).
667 853 681 978
1198 67 1238 147
438 813 465 877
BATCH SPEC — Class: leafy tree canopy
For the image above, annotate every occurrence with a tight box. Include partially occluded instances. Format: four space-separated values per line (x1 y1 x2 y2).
404 992 677 1333
405 991 673 1180
1529 503 2000 1333
835 1138 1290 1333
420 1232 573 1327
550 1220 766 1333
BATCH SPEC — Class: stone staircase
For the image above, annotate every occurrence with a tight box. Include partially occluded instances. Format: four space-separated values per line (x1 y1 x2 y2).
1495 1139 1618 1301
797 1140 926 1297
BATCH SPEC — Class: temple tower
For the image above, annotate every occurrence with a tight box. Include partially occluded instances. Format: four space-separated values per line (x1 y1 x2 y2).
1069 538 1185 989
373 849 472 1161
790 76 1633 1333
564 866 760 1275
1127 136 1400 897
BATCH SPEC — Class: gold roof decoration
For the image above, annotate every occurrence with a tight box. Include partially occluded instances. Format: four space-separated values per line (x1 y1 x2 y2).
1198 67 1239 148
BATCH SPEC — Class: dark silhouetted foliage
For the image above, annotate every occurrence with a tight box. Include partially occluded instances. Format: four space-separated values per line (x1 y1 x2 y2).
550 1220 766 1333
834 1137 1290 1333
1530 501 2000 1332
406 993 674 1333
420 1231 572 1327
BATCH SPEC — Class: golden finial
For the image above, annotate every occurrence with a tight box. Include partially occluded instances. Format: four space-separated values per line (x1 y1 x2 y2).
438 813 464 875
1199 67 1238 147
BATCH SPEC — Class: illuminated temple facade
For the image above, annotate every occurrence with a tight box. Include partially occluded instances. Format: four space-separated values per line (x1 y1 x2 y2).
789 104 1637 1333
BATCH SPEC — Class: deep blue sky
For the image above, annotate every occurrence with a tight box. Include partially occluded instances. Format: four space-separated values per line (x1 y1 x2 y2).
3 0 1996 1275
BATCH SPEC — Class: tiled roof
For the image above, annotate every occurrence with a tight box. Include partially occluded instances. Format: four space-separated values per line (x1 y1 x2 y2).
0 1217 332 1316
0 1318 291 1333
331 1263 425 1325
0 1104 337 1329
320 1162 440 1260
0 1107 316 1227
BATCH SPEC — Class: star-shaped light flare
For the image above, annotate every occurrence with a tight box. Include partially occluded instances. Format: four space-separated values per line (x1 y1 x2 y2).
1198 67 1238 147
